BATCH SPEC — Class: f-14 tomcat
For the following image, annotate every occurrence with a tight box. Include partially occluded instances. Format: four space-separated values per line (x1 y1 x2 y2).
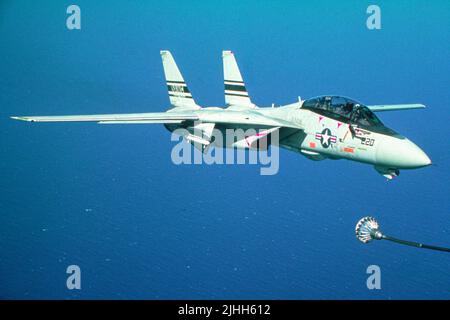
12 51 431 179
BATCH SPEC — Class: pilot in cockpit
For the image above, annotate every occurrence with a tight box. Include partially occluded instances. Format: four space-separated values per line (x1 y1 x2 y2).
343 102 353 115
351 105 371 126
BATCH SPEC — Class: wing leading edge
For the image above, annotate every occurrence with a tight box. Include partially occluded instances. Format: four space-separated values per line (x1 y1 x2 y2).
10 112 199 124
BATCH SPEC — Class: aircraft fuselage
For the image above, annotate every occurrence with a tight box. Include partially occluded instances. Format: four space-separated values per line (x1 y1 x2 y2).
165 101 431 179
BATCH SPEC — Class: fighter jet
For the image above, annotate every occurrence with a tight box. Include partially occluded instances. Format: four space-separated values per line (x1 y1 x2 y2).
11 50 431 179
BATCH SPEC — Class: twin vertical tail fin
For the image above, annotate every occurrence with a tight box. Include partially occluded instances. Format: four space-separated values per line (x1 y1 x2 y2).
161 50 254 109
160 50 200 109
222 51 255 108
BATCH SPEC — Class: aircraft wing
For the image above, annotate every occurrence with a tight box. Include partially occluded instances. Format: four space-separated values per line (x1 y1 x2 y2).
11 112 199 124
11 111 302 130
367 104 425 112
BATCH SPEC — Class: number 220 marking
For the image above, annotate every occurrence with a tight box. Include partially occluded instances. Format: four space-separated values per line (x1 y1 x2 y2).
361 138 375 146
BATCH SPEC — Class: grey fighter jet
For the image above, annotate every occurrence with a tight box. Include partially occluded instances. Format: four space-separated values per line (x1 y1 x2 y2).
11 51 431 179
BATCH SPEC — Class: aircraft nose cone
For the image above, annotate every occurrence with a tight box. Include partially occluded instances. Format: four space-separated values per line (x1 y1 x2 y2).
376 138 431 169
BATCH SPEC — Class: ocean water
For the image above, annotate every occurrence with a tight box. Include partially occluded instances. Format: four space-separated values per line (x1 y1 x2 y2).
0 0 449 299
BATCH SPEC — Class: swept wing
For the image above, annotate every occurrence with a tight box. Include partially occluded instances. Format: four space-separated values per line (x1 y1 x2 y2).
368 104 425 112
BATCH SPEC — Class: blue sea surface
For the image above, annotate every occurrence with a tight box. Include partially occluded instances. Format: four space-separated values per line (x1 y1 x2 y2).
0 1 449 299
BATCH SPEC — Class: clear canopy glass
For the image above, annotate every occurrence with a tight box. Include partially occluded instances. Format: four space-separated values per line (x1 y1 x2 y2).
302 96 381 126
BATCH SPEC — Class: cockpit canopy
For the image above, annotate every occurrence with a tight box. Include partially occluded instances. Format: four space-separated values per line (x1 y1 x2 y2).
301 96 397 136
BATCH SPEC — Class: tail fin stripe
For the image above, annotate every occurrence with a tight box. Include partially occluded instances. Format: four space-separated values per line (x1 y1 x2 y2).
224 80 244 84
225 84 247 92
225 92 249 98
169 93 193 98
167 85 191 93
168 90 192 96
166 80 185 84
